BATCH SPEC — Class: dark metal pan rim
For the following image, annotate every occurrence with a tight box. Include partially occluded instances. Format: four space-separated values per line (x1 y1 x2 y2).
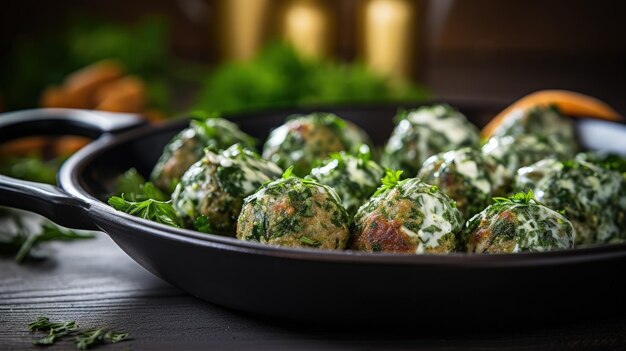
58 120 626 268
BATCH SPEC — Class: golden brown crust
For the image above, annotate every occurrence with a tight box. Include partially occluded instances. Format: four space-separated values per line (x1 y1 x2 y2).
351 214 417 253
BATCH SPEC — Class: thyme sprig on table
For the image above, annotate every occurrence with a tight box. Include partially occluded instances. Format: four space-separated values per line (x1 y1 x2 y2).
29 317 79 345
75 329 129 350
28 317 129 349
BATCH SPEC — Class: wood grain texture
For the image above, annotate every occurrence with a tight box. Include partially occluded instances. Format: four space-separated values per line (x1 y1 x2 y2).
2 230 626 350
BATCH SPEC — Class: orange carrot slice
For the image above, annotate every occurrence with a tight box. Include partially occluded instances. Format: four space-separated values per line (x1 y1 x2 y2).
482 90 623 139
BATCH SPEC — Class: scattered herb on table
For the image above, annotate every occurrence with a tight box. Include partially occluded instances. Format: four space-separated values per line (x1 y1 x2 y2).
27 317 129 349
29 317 79 345
75 329 129 350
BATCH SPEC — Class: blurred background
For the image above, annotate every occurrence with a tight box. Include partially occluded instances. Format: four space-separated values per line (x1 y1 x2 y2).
0 0 624 179
2 0 625 113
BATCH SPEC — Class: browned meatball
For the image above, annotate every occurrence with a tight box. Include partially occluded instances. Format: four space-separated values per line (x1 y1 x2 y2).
262 113 372 176
237 169 350 250
351 173 463 254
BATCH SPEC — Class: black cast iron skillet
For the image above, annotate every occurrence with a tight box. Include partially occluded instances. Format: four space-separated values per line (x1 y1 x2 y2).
1 106 626 326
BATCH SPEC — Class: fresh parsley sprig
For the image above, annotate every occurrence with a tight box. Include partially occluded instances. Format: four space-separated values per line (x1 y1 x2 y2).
281 166 320 187
108 196 180 228
492 190 542 206
114 168 167 202
193 216 214 233
373 168 403 196
109 167 181 227
492 190 569 216
282 165 295 179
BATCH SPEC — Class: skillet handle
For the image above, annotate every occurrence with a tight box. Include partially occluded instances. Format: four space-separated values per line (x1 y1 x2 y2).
0 175 99 230
0 108 147 230
0 108 145 141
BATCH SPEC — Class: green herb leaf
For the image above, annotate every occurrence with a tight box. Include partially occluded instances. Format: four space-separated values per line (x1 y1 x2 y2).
300 236 321 247
356 144 373 162
108 196 180 227
314 113 346 130
373 168 403 196
28 317 79 346
28 317 55 332
33 334 57 346
75 329 130 349
562 160 577 170
0 155 65 185
422 224 442 234
193 216 214 234
104 331 129 343
75 329 106 350
282 166 295 179
193 42 428 114
492 190 541 206
114 168 145 198
190 110 221 121
27 316 129 349
114 168 167 202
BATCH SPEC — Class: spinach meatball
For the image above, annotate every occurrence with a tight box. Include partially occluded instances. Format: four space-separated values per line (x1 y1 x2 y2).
515 159 626 245
465 192 576 253
151 117 256 192
308 150 384 216
490 105 578 150
237 168 350 250
575 152 626 174
482 134 573 173
351 171 463 254
514 158 563 193
417 148 510 219
262 113 372 176
172 144 282 235
381 104 480 178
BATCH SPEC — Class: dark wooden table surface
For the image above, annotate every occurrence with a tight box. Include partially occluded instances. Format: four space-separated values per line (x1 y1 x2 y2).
2 217 626 351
